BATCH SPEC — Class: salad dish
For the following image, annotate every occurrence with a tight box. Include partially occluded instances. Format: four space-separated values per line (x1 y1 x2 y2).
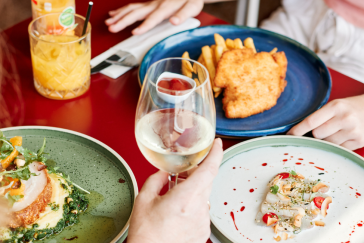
210 136 364 243
0 126 137 243
256 171 332 241
0 131 89 242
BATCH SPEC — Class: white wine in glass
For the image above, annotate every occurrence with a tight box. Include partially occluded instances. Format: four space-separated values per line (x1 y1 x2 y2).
135 58 216 188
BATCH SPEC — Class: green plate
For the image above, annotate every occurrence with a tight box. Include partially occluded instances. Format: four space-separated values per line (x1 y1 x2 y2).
210 135 364 243
2 126 138 243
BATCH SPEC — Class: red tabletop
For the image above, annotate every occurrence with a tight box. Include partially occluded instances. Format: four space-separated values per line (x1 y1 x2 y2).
1 1 364 241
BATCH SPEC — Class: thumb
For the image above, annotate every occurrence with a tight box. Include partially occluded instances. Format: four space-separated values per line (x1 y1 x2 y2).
140 170 169 196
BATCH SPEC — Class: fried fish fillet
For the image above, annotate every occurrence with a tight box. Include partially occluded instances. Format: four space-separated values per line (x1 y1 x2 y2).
214 48 287 118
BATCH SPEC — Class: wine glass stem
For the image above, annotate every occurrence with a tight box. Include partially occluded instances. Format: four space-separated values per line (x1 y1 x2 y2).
168 173 179 190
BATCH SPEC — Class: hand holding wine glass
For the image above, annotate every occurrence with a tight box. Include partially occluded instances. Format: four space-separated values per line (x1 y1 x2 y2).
128 138 223 243
135 58 216 188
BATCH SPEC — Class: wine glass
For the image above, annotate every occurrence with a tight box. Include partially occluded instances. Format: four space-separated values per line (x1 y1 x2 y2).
135 58 216 189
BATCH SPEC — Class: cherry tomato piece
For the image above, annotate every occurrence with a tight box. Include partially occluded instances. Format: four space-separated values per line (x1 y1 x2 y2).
313 197 329 209
262 212 278 224
277 172 290 179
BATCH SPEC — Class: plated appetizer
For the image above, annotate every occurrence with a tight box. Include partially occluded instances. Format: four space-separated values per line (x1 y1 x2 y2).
0 132 89 242
256 171 332 241
181 33 287 119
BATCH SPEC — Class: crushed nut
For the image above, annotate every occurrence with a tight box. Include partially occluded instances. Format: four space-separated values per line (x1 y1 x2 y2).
315 221 325 226
274 236 281 242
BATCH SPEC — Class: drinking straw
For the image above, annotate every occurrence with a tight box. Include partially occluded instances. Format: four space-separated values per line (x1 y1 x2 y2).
80 1 93 42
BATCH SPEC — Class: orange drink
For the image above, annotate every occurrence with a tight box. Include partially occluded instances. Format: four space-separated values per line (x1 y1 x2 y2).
31 0 75 19
29 13 91 100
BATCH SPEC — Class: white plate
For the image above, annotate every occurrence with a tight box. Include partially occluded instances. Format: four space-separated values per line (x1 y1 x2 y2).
210 136 364 243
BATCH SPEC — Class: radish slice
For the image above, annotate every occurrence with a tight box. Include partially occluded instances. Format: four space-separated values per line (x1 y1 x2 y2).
11 162 47 212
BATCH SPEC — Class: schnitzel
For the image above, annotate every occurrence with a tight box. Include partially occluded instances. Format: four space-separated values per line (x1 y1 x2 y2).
214 48 287 118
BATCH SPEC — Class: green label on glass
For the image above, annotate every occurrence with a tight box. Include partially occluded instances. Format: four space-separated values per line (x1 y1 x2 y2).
59 6 75 28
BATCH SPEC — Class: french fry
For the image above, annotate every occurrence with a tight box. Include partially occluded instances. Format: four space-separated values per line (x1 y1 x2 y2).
201 45 221 93
197 53 203 64
226 38 235 50
269 47 278 55
193 62 198 74
210 45 217 66
214 33 227 49
181 51 193 78
234 38 244 49
194 78 200 87
215 45 224 63
214 89 223 98
182 51 194 72
194 53 204 73
244 37 256 53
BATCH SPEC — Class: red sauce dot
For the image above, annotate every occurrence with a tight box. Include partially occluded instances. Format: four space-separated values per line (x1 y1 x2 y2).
233 188 236 191
224 202 227 205
350 187 353 189
283 159 288 162
240 206 245 211
339 222 341 225
249 188 254 193
296 162 302 165
357 192 361 196
262 163 267 166
298 158 303 160
309 162 315 164
284 153 288 155
358 223 363 227
260 239 263 241
233 167 236 169
230 211 238 230
315 166 325 171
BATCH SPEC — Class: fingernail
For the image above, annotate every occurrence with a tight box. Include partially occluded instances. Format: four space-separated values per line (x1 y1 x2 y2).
215 138 223 147
109 26 117 33
132 27 142 35
170 16 180 25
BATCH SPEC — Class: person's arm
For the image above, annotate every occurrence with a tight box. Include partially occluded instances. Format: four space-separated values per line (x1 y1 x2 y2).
287 94 364 150
127 138 223 243
105 0 233 35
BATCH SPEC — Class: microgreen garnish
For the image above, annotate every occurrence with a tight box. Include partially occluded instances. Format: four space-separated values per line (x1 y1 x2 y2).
270 185 279 194
0 166 36 180
61 175 90 194
48 202 60 211
0 135 14 159
290 170 297 176
5 192 24 206
37 138 47 157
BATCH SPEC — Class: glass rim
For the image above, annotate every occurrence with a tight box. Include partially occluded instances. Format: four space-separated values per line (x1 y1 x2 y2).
28 13 91 44
145 57 210 91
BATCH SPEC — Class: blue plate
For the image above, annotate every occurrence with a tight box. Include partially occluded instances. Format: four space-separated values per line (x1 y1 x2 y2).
139 25 331 137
